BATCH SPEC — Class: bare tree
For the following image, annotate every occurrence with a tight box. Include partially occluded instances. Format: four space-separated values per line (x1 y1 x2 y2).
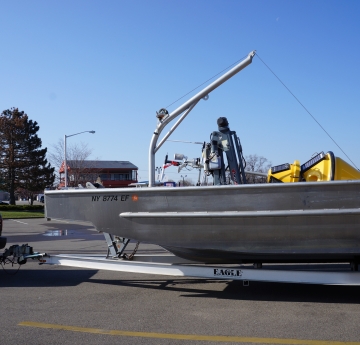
177 178 194 187
48 139 95 188
244 154 271 184
183 178 194 186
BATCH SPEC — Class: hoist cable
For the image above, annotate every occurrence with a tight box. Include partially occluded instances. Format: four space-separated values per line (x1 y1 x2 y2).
256 53 358 170
165 55 248 109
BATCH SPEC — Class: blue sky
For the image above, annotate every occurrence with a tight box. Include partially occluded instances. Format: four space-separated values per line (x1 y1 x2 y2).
1 0 360 183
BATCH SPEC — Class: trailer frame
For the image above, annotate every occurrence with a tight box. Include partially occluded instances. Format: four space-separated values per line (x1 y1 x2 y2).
40 253 360 286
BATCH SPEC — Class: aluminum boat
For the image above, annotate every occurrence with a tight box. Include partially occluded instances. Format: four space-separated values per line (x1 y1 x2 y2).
45 51 360 265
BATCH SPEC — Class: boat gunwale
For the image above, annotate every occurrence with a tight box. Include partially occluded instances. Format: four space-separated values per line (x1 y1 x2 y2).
44 179 360 195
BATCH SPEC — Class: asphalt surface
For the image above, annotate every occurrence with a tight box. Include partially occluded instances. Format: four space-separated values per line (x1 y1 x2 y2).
1 218 360 345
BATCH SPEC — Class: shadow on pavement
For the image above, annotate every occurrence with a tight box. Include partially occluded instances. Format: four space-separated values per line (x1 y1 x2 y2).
0 267 98 287
87 277 360 304
2 263 360 304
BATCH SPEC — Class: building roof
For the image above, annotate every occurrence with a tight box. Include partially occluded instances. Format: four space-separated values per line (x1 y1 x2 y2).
65 160 138 170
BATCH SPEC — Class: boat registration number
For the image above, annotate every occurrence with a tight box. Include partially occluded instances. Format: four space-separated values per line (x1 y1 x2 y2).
92 195 130 202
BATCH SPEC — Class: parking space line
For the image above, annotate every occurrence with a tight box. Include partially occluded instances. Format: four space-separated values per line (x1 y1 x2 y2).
50 219 70 223
18 322 360 344
10 220 28 225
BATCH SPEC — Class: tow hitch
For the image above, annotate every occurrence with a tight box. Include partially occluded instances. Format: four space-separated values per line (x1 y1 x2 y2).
1 244 46 273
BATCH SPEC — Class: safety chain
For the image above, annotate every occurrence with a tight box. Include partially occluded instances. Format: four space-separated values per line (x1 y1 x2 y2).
121 241 140 261
0 256 21 275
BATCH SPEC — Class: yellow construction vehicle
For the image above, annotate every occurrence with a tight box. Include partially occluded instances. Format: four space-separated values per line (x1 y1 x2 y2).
267 151 360 183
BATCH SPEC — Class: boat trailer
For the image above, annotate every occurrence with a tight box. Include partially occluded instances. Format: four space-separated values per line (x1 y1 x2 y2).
39 234 360 286
3 231 360 285
40 253 360 286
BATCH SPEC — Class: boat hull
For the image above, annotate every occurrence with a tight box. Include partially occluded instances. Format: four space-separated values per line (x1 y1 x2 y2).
45 181 360 264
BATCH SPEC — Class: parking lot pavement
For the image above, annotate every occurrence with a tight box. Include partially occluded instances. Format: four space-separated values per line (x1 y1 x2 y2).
1 218 360 345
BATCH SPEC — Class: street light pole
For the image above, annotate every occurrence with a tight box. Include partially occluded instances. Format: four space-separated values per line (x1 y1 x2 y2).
181 175 187 187
64 130 95 188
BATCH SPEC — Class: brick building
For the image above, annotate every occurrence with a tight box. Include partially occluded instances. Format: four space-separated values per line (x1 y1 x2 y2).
59 160 138 188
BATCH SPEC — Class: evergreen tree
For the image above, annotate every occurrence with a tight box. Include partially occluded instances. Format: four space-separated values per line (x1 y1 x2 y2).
0 108 55 204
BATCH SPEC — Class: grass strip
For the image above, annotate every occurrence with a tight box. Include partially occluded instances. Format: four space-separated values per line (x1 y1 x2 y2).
1 210 44 219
